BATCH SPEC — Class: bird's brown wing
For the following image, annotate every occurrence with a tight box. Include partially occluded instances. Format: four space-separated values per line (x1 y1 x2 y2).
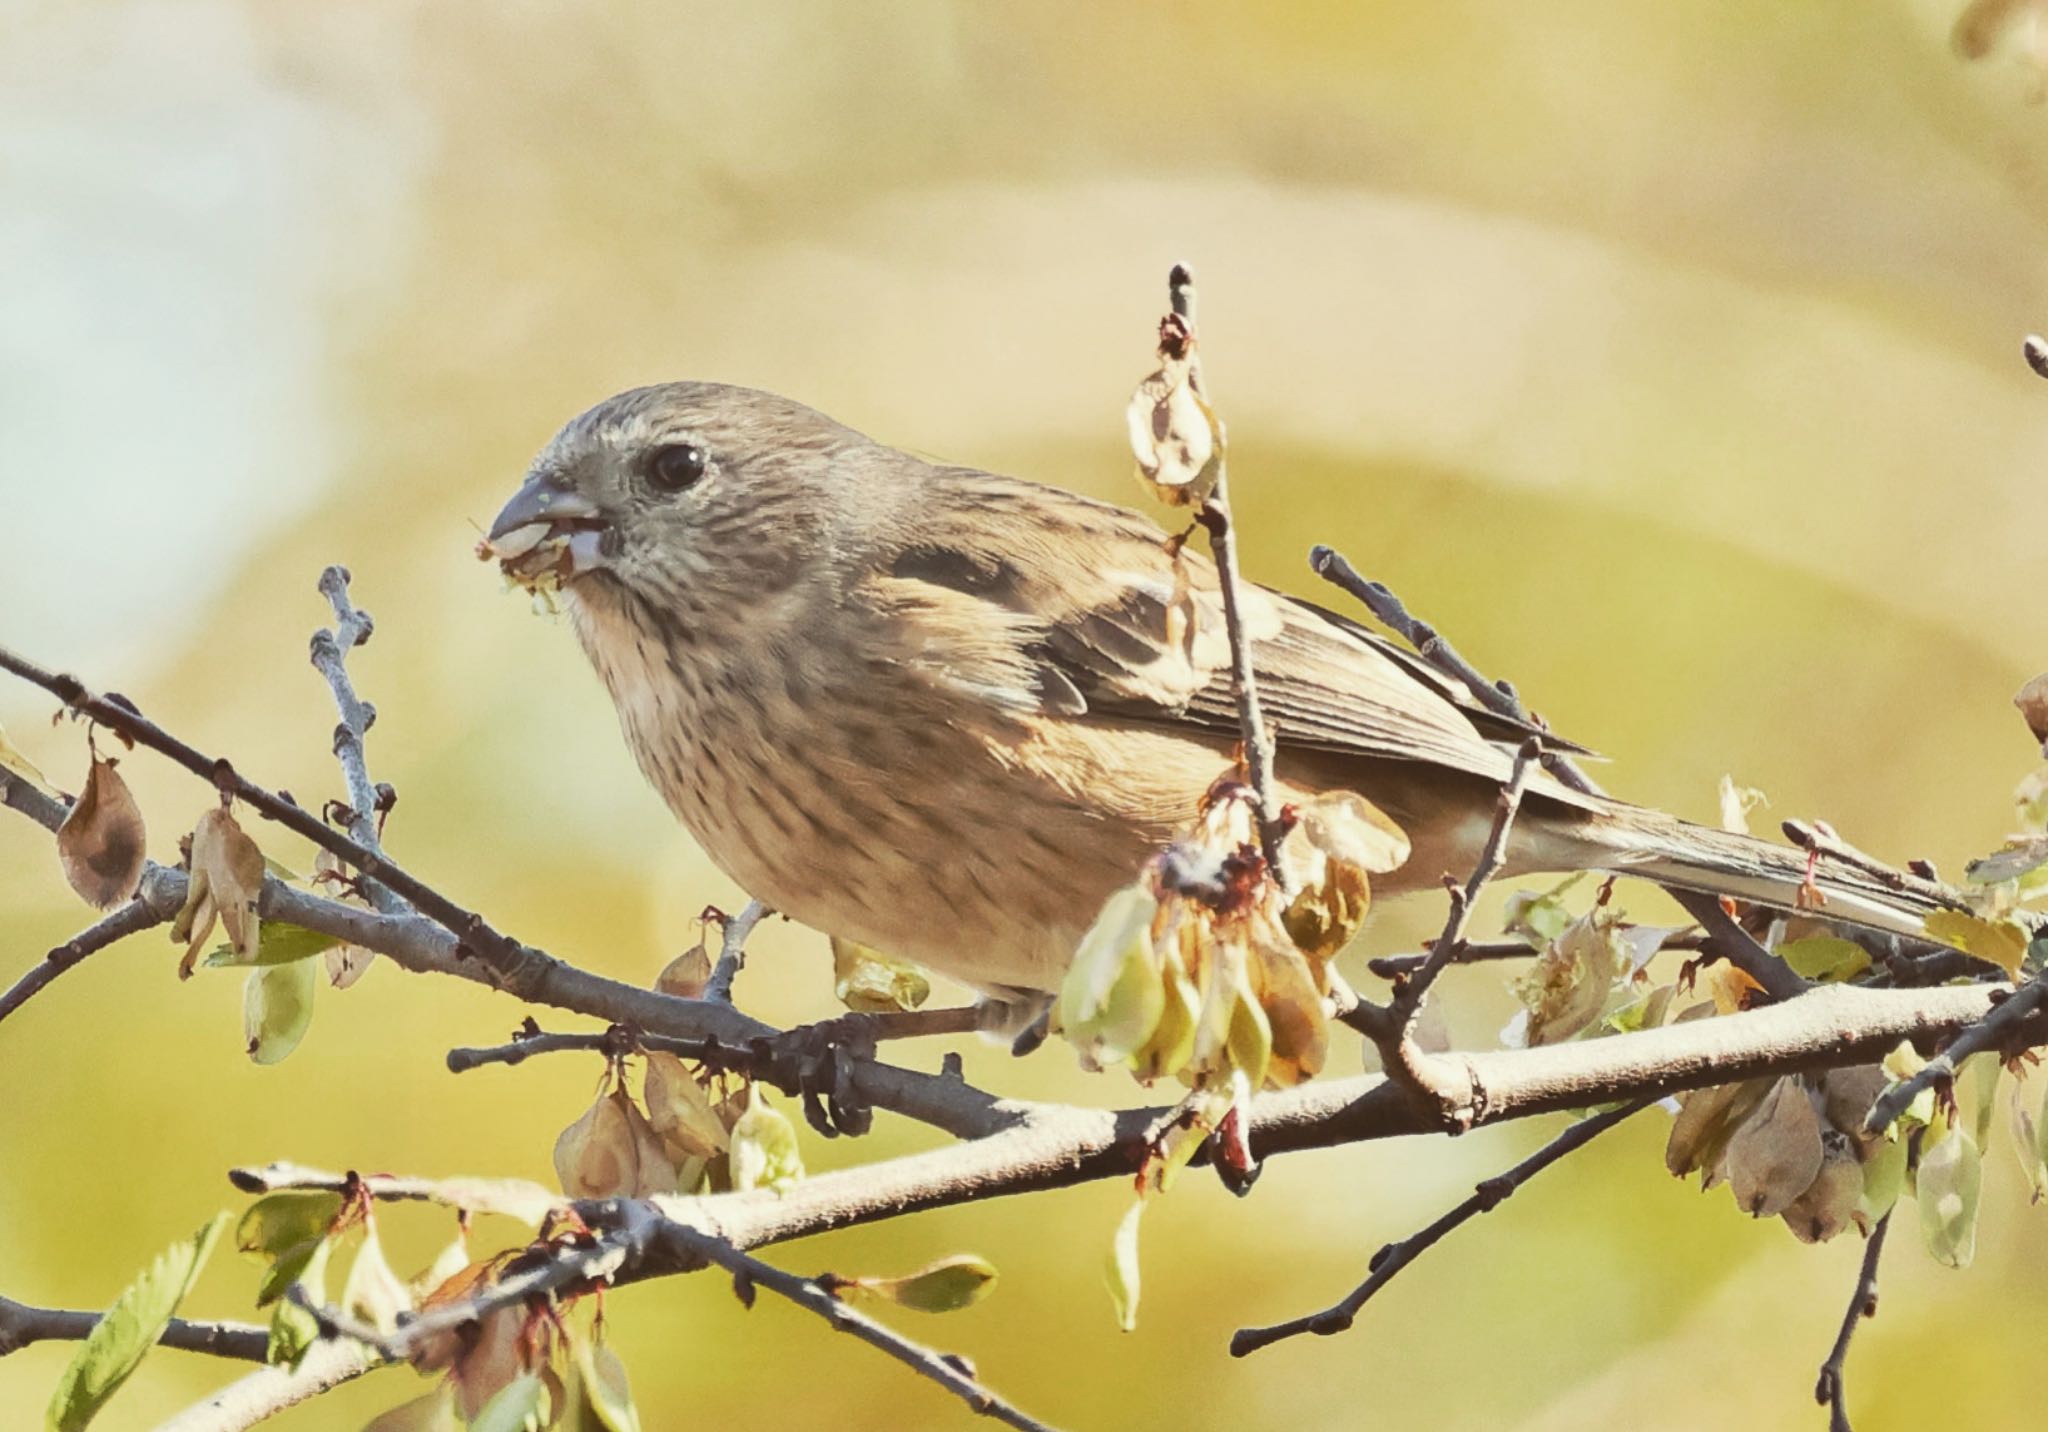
867 470 1534 784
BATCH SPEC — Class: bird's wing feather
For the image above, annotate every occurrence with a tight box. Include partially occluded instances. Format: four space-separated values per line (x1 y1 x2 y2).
866 470 1532 783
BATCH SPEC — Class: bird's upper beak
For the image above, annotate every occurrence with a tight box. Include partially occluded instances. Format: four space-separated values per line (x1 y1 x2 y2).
485 474 611 584
489 473 601 542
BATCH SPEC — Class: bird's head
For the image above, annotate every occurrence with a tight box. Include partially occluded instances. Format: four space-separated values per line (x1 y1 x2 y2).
485 381 865 608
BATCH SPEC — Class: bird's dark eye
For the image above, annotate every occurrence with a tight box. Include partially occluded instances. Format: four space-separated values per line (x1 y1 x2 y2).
647 442 707 493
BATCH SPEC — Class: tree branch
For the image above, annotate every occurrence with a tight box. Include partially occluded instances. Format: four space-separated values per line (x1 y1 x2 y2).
660 1224 1059 1432
309 565 406 917
151 1339 381 1432
1171 264 1288 887
1863 974 2048 1134
1814 1213 1890 1432
0 881 168 1027
0 1293 268 1362
703 898 770 1003
1230 1094 1656 1355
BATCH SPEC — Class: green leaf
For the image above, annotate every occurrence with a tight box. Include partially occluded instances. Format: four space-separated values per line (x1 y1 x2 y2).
244 956 319 1064
198 922 340 970
0 722 52 792
237 1191 344 1262
1057 886 1166 1068
45 1212 227 1432
2008 1076 2048 1205
1501 874 1586 947
469 1371 547 1432
1857 1135 1907 1229
1922 910 2031 980
728 1091 803 1194
1776 935 1870 982
570 1339 641 1432
851 1255 998 1314
1917 1125 1983 1269
1106 1199 1144 1333
265 1237 332 1368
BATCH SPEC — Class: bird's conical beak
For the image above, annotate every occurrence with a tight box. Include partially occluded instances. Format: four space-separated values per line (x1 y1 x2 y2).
489 474 601 542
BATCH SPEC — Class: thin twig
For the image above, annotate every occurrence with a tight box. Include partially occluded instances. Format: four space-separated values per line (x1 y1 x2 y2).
0 887 167 1026
1170 264 1288 887
1308 547 1815 1002
1864 975 2048 1133
445 1005 986 1076
1231 1094 1656 1356
1310 546 1573 778
309 566 405 917
1367 930 1707 981
703 898 770 1003
1814 1214 1891 1432
660 1224 1060 1432
0 641 532 977
1345 742 1539 1125
0 1293 268 1361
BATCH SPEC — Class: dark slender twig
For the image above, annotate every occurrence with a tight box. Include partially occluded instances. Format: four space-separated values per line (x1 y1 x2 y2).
1344 743 1539 1125
703 898 770 1003
1230 1095 1657 1356
1814 1214 1891 1432
0 641 529 975
659 1224 1060 1432
1367 930 1707 981
0 887 166 1026
309 566 405 917
1399 741 1540 1015
1308 547 1814 1002
445 1005 986 1076
1864 976 2048 1133
1171 265 1288 888
0 1293 268 1362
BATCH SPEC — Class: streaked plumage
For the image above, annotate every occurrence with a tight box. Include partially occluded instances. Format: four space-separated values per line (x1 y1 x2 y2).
490 382 1944 997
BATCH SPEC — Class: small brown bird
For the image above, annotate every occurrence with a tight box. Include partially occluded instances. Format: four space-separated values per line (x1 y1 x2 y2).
488 382 1936 1001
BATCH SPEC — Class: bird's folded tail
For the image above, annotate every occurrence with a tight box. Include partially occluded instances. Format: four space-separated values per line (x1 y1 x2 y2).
1528 799 1944 943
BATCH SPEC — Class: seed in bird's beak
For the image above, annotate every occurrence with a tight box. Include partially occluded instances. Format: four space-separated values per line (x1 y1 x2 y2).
483 522 553 562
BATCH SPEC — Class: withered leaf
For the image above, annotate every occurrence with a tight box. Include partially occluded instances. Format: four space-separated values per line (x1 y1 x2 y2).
1125 345 1221 508
2018 671 2048 750
56 754 146 909
173 805 266 977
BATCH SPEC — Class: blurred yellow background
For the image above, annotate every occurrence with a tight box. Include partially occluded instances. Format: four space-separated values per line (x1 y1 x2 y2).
5 2 2048 1428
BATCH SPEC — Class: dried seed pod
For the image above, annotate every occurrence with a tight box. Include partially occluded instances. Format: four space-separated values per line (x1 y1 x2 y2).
1726 1077 1826 1217
553 1085 640 1198
1780 1132 1863 1244
56 753 146 909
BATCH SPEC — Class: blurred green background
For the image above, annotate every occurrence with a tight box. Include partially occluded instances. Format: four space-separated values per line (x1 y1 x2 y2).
6 2 2048 1428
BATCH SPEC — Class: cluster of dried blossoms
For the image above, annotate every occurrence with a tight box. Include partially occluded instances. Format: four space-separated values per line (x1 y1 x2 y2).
552 1050 801 1201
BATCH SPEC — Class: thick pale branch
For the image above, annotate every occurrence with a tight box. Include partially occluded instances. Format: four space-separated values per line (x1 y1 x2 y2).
1865 975 2048 1133
152 1339 381 1432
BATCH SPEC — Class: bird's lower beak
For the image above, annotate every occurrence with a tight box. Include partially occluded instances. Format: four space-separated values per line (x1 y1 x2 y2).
483 476 610 588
